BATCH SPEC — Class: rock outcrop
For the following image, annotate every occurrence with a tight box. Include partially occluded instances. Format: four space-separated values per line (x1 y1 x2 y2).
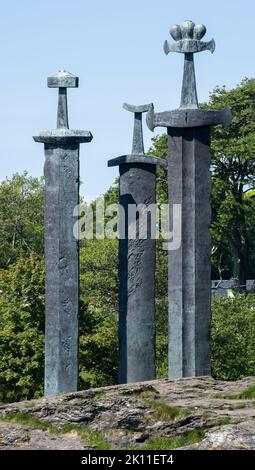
0 376 254 450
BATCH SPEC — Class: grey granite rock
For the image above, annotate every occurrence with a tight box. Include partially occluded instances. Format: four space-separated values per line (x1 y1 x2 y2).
0 377 254 450
197 421 255 450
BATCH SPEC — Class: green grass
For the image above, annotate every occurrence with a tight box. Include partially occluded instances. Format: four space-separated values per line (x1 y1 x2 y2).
211 417 231 426
238 385 255 399
120 385 159 399
93 391 105 400
141 428 206 450
23 401 37 409
0 412 57 433
202 411 213 420
214 384 255 400
0 412 110 450
219 402 247 410
202 411 232 426
61 424 110 450
147 400 191 421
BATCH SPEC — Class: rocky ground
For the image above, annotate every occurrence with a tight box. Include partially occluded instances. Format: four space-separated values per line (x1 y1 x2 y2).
0 376 254 450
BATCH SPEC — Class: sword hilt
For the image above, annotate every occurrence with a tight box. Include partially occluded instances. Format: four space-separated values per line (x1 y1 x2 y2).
123 103 152 154
48 70 79 129
164 21 215 109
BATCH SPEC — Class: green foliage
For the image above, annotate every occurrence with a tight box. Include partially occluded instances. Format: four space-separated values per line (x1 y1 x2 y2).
207 79 255 283
211 294 255 380
0 173 44 268
0 254 45 403
79 239 118 389
79 304 118 389
154 293 255 382
80 239 118 310
148 133 168 204
155 244 168 379
0 242 119 402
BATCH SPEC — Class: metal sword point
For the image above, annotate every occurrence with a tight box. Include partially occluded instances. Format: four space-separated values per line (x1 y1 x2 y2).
123 103 151 154
164 20 215 109
48 70 79 129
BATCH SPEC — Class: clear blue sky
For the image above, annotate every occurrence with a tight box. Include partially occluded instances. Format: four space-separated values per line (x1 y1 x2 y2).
0 0 254 201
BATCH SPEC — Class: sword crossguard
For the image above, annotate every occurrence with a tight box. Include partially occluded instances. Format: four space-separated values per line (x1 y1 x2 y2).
146 103 232 131
123 103 151 114
123 102 153 155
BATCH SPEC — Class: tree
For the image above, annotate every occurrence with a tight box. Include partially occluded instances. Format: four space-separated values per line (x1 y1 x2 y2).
149 134 168 205
208 79 255 287
0 254 45 402
79 239 119 388
0 173 44 268
211 294 255 380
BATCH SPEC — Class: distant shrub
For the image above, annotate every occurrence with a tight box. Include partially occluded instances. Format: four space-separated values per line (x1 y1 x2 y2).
211 294 255 380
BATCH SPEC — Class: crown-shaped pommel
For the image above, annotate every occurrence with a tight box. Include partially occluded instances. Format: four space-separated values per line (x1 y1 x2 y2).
164 20 215 55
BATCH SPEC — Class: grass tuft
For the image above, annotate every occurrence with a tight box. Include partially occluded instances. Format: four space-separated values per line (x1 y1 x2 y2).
0 412 56 433
210 417 231 426
141 428 205 450
0 412 110 449
61 424 110 450
120 385 159 399
147 400 191 421
214 384 255 400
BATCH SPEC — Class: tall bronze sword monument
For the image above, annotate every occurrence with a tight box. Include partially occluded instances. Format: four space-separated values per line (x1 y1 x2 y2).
34 71 93 396
147 20 231 379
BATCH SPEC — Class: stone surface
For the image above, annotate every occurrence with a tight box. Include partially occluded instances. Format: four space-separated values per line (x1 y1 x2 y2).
108 105 166 384
0 376 254 450
0 422 87 450
197 421 255 450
